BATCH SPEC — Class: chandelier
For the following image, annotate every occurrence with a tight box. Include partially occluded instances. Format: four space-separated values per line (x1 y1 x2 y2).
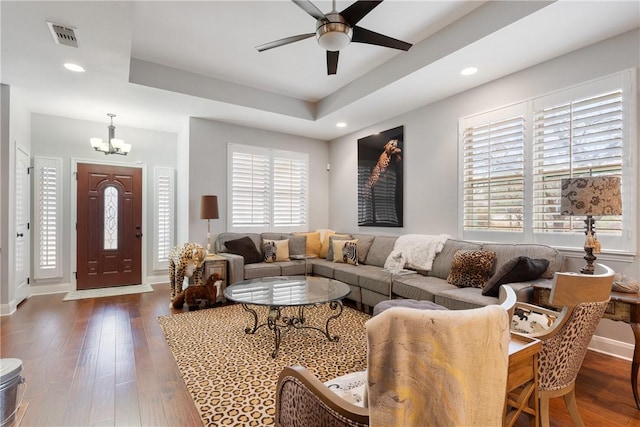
89 113 131 155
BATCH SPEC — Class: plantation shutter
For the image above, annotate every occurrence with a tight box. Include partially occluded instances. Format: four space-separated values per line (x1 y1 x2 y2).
273 152 307 226
462 115 525 232
154 167 175 270
532 90 623 235
230 145 271 228
34 157 62 279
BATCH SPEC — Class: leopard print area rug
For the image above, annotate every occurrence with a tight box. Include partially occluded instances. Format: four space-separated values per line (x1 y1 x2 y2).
158 303 370 426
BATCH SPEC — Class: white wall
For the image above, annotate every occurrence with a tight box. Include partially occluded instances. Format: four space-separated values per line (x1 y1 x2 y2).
187 118 330 247
328 29 640 357
29 113 178 292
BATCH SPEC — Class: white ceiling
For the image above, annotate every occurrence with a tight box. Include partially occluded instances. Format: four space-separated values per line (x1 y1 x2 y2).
1 1 639 140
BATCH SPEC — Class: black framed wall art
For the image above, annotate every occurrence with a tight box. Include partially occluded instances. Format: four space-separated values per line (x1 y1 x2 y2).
357 126 404 227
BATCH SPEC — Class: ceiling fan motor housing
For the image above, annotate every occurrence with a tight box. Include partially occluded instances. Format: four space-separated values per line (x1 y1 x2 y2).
316 13 352 51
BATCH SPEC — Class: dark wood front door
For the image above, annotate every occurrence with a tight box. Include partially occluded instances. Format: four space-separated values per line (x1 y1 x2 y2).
77 163 142 289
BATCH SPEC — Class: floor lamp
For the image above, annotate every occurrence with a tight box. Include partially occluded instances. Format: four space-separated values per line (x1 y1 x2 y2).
200 195 219 255
560 176 622 274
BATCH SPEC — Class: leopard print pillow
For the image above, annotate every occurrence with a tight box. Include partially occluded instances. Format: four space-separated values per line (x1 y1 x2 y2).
446 250 496 288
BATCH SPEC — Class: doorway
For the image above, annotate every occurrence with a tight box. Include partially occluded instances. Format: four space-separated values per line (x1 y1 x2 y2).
14 147 30 304
76 163 142 289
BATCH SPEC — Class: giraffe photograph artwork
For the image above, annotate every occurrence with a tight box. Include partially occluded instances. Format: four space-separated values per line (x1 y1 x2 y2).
357 126 404 227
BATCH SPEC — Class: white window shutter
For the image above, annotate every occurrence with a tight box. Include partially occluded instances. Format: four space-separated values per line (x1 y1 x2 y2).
34 157 62 279
154 167 175 270
533 90 624 235
462 115 525 232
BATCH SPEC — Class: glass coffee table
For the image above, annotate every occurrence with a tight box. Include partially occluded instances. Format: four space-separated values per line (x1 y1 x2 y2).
224 276 351 358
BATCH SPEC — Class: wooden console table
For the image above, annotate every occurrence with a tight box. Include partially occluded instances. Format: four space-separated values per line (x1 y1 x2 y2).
534 284 640 409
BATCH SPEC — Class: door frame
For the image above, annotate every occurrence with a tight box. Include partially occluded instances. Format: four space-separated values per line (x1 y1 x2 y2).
14 146 30 306
71 158 147 290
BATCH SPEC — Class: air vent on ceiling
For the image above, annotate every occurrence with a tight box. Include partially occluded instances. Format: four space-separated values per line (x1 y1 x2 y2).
47 22 78 48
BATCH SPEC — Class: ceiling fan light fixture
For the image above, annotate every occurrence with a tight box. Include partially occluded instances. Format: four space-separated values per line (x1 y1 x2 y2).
316 14 352 51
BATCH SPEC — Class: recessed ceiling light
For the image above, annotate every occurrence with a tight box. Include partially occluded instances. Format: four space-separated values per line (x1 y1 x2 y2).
64 63 85 72
460 67 478 76
336 122 347 128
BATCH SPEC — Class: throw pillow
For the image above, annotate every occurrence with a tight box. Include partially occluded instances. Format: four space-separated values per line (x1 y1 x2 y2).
263 239 290 263
288 235 307 257
224 236 263 264
483 256 550 297
319 231 336 258
326 234 352 260
331 239 359 265
446 250 496 288
293 231 322 256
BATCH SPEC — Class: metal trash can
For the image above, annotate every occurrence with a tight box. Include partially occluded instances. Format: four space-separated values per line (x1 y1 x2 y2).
0 358 25 427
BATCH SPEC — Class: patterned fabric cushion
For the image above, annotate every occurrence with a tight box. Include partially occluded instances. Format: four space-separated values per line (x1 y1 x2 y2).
446 250 496 288
263 239 290 263
324 370 368 408
225 236 263 264
331 239 359 265
326 234 352 260
483 256 550 297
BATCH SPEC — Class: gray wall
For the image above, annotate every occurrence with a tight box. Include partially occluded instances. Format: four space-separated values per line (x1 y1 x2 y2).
187 118 330 248
29 113 178 292
328 29 640 355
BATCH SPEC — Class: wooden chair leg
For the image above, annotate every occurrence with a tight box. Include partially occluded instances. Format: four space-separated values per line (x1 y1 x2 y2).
563 387 585 427
539 393 550 427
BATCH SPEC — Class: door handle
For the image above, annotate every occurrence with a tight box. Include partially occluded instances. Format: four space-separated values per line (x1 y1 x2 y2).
16 233 23 238
136 233 143 238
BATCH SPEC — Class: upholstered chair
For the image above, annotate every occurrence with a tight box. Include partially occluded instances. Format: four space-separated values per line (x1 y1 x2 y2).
275 286 516 427
511 263 615 427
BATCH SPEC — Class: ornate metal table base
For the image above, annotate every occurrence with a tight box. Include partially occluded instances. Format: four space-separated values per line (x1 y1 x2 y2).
241 301 344 358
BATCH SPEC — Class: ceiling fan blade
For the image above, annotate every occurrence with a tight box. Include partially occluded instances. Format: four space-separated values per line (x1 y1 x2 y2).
292 0 326 21
255 33 315 52
352 26 412 51
327 50 339 75
340 0 383 26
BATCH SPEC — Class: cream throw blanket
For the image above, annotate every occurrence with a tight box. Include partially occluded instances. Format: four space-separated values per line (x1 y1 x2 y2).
366 305 510 426
387 234 450 272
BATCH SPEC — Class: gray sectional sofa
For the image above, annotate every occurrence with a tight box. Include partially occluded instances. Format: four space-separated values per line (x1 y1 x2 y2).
214 232 564 312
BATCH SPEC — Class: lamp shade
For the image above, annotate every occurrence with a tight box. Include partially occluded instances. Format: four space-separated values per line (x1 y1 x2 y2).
200 195 219 220
560 176 622 216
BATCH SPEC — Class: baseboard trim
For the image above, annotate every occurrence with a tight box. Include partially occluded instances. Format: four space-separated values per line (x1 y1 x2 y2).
29 283 73 296
589 334 634 361
145 275 168 285
0 301 17 316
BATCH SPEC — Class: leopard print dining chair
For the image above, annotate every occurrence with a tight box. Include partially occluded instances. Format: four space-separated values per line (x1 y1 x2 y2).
511 263 615 427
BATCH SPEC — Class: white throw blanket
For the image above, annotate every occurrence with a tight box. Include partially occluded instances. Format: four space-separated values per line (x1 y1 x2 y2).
387 234 450 272
366 305 510 426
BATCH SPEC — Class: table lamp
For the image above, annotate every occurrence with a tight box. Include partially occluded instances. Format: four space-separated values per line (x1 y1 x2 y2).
560 176 622 274
200 195 219 255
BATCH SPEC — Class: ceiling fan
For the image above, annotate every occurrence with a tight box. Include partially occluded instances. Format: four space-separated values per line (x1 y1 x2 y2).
255 0 413 75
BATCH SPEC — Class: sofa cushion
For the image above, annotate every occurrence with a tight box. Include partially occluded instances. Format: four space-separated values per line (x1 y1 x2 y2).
244 262 281 279
430 240 482 279
333 264 360 287
434 287 498 310
481 243 562 279
392 275 457 301
357 266 393 296
225 236 263 264
326 234 352 260
447 250 496 288
263 239 290 262
483 256 550 297
311 258 336 279
279 260 306 276
365 236 398 267
351 234 376 264
332 239 359 265
293 231 322 256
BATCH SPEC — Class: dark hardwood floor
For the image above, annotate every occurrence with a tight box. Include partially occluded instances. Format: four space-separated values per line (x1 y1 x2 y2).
2 284 640 426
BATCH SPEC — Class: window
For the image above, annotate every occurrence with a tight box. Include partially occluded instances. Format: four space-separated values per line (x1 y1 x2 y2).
34 157 62 279
154 167 175 271
228 143 308 232
462 112 525 232
460 70 635 252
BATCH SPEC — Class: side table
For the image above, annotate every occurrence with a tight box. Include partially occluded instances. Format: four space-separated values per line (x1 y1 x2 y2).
203 254 227 302
504 333 541 427
290 254 317 276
